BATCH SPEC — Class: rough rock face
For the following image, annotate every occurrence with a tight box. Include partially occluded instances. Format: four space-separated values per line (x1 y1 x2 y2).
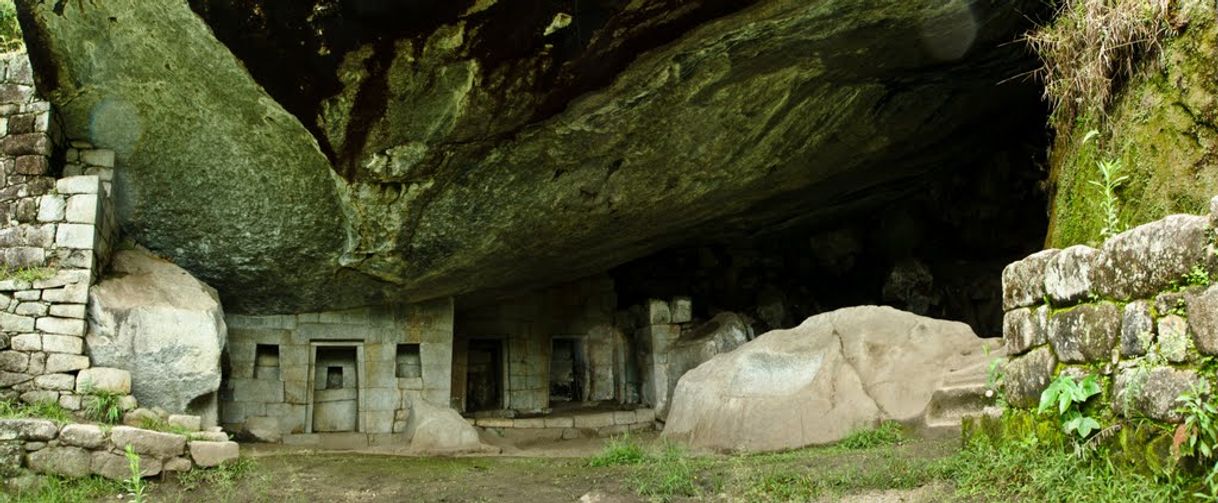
19 1 1047 313
404 399 488 454
657 312 750 419
86 248 226 423
662 306 991 452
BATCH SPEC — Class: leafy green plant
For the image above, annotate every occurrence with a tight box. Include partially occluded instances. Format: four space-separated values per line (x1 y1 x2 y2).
1185 265 1212 288
1174 378 1218 499
1038 374 1103 440
1088 158 1129 241
984 344 1007 407
0 0 20 53
123 444 147 503
838 421 905 450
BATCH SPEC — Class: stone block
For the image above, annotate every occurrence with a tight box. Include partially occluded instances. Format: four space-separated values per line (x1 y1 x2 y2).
1 133 50 156
0 247 43 268
59 424 105 449
0 419 58 441
230 378 283 403
573 412 616 429
646 299 671 325
613 411 637 425
1047 303 1120 363
1002 306 1047 356
27 446 92 478
35 317 85 336
14 302 47 317
54 223 95 249
58 393 81 411
187 440 239 468
163 456 193 472
80 149 115 168
76 367 131 394
48 304 85 319
20 390 58 405
32 269 88 290
91 450 162 480
1186 285 1218 355
0 313 35 333
41 282 88 303
1120 301 1154 357
122 408 161 427
243 416 281 443
32 373 75 391
13 155 47 175
109 426 186 458
544 416 574 428
64 194 98 224
1043 245 1100 306
670 297 693 323
44 354 89 374
1114 367 1199 423
14 290 39 300
1001 249 1059 310
1093 215 1209 301
1156 315 1192 363
167 415 202 432
635 408 656 423
1002 347 1057 408
0 351 28 373
54 176 100 195
0 371 31 388
41 334 82 354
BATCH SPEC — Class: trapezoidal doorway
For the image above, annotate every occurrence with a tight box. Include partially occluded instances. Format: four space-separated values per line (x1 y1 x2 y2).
311 345 360 433
549 337 587 403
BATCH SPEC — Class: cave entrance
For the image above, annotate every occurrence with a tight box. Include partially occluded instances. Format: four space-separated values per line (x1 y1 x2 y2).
310 345 361 433
549 337 587 404
465 339 504 412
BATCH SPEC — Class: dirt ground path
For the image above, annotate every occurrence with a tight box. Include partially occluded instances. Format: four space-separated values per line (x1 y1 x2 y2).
140 433 959 503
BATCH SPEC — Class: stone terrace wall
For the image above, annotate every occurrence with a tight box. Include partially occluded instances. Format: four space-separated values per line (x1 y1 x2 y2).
1001 198 1218 423
0 52 121 410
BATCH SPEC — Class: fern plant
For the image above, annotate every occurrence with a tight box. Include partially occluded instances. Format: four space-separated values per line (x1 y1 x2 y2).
1174 378 1218 500
1039 374 1103 440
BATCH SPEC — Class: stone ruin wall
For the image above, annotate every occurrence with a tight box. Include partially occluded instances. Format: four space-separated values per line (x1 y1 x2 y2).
222 298 454 444
1001 199 1218 426
0 52 122 409
0 51 242 483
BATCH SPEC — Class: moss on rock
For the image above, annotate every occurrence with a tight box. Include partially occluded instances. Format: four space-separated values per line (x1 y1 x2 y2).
1047 9 1218 248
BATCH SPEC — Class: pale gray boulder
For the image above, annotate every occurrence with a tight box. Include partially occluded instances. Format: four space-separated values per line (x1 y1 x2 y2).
87 248 226 425
663 306 991 452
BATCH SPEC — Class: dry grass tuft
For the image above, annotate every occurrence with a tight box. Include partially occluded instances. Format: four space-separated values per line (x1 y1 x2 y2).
1028 0 1179 126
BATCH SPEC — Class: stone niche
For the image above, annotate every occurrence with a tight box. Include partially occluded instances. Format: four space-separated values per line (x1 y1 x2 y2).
220 298 454 444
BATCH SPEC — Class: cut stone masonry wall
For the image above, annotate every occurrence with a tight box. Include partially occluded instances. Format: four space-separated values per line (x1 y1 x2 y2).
0 52 122 408
1001 198 1218 423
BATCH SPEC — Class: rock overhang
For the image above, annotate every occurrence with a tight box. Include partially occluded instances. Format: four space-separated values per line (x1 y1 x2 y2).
17 0 1052 314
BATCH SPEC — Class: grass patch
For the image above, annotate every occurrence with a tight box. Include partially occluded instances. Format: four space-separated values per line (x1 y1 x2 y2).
2 475 125 503
1028 0 1175 127
0 399 72 424
80 389 123 425
838 421 905 450
588 433 649 467
0 266 55 283
174 457 259 492
0 0 20 54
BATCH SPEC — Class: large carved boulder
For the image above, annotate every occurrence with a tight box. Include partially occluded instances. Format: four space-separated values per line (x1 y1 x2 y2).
662 306 990 452
87 248 226 425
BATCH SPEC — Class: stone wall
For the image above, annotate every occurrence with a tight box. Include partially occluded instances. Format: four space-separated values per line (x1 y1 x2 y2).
1 418 237 483
221 298 454 441
453 275 623 413
1001 199 1218 423
0 52 122 409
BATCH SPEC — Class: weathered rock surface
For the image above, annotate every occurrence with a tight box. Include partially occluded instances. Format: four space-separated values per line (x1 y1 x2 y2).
187 440 238 468
1047 303 1120 363
1002 306 1047 356
1002 249 1058 310
18 0 1047 313
1003 346 1056 408
404 399 488 454
1114 367 1200 423
1043 245 1100 306
1187 284 1218 355
26 446 91 478
662 306 991 452
657 312 750 419
109 426 187 459
87 249 226 422
1093 215 1209 300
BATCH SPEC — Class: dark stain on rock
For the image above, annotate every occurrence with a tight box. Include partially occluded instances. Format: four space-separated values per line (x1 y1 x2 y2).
15 1 59 95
